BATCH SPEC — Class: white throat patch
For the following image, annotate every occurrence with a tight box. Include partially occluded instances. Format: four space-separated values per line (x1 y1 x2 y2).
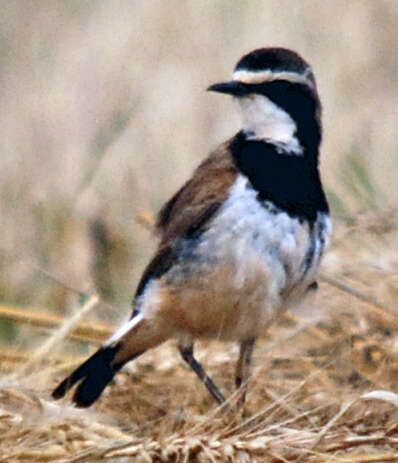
237 94 302 155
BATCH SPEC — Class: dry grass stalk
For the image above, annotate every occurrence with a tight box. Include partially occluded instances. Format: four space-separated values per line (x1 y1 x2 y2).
0 304 113 344
0 347 87 373
17 295 100 377
320 273 398 326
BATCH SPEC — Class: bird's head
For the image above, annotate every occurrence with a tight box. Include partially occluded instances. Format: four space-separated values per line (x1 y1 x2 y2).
208 47 322 155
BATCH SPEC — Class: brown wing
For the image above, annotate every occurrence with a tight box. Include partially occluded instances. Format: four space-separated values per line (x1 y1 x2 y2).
156 138 238 242
134 138 238 300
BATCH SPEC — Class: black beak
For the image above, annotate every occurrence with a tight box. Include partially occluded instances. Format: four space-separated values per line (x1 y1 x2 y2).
207 80 249 96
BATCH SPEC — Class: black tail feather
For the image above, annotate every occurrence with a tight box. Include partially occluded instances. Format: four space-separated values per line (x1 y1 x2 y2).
52 345 124 408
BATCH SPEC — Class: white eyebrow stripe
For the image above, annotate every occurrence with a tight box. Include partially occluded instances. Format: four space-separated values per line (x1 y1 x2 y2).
233 69 315 89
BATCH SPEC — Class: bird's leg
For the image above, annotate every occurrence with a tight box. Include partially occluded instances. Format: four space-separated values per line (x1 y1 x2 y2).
235 338 256 407
178 343 227 405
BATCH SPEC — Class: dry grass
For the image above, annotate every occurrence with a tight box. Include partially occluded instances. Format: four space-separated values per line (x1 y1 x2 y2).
1 2 398 461
0 216 398 462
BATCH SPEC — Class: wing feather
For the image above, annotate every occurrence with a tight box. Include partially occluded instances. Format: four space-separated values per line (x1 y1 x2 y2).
156 138 238 241
134 137 238 301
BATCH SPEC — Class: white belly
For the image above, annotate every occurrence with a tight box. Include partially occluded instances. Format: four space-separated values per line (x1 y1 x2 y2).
202 175 329 283
142 175 331 341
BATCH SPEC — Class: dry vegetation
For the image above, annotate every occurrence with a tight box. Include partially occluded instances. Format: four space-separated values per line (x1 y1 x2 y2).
0 1 398 461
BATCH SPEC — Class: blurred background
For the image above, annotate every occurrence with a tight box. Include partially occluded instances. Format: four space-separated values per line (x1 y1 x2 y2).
1 0 398 345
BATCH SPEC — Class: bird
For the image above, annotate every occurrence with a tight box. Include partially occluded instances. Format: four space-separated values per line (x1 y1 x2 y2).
52 47 332 409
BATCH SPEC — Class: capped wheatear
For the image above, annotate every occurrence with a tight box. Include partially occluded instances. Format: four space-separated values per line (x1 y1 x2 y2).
53 47 331 408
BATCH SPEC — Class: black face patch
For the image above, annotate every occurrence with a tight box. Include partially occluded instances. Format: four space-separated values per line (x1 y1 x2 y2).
245 81 322 157
231 132 329 222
